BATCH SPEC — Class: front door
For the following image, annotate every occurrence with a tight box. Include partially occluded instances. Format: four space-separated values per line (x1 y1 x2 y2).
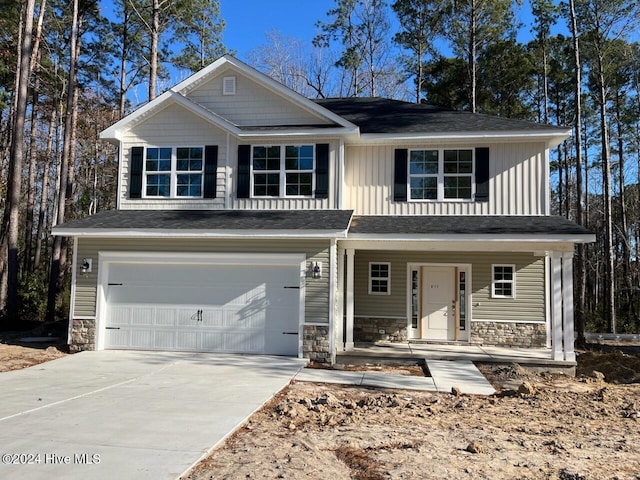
421 266 456 340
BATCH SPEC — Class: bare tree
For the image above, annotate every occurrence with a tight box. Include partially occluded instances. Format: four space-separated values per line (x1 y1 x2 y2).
2 0 36 322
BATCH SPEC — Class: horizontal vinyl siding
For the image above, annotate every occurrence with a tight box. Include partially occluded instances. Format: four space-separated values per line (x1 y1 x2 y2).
185 68 331 127
344 142 546 215
353 251 545 323
74 238 330 324
119 103 227 210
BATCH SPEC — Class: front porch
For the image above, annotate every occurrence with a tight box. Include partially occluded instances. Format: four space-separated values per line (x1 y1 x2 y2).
337 341 577 371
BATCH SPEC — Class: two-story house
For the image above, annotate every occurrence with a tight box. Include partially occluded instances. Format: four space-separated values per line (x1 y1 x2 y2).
54 55 594 365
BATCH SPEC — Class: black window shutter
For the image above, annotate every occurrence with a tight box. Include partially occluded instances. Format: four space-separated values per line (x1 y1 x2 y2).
237 145 251 199
393 149 408 202
203 145 218 198
315 143 329 199
475 147 490 202
130 146 144 199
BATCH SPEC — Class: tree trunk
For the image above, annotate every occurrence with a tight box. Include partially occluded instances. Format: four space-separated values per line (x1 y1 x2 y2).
149 0 160 101
34 107 56 271
23 92 39 275
596 52 616 333
569 0 586 346
615 94 630 322
47 0 79 322
4 0 36 323
468 0 477 113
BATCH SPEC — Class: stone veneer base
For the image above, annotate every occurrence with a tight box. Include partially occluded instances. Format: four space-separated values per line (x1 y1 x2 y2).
471 321 547 348
354 317 408 343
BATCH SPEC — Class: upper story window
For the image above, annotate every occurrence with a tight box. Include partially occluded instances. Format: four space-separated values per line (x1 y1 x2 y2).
409 149 473 201
251 145 314 197
144 147 203 198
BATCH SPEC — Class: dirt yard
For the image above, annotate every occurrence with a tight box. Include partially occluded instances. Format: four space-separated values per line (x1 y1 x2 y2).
185 348 640 480
0 338 638 479
0 343 66 372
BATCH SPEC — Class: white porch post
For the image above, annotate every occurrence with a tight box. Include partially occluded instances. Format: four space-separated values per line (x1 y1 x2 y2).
345 248 355 350
551 252 564 361
336 247 345 351
562 251 576 362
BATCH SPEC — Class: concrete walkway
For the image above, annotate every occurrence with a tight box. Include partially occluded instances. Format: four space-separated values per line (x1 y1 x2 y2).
0 351 306 480
295 359 495 395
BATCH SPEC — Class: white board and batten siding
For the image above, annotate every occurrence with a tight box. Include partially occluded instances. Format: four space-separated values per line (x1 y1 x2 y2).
119 101 340 211
353 251 545 324
344 142 548 216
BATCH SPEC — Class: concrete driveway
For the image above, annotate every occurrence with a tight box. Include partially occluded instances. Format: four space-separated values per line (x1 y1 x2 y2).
0 350 306 480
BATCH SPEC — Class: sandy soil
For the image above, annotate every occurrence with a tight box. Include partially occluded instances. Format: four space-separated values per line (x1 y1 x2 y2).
1 337 637 479
185 349 640 480
0 343 67 372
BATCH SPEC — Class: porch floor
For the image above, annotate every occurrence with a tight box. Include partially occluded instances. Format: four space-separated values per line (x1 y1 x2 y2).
338 342 576 368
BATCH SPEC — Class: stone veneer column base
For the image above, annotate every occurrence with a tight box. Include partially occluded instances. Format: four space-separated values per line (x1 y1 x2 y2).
354 317 408 343
70 319 97 353
303 325 331 363
471 321 546 348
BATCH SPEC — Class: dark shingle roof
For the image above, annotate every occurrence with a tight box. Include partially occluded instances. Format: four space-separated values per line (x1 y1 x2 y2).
55 209 353 232
349 215 592 236
315 98 568 134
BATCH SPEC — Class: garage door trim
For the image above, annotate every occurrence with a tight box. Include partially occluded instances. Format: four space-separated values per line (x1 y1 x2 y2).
95 251 306 355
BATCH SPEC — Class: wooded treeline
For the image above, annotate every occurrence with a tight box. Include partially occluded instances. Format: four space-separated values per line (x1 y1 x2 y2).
1 0 639 338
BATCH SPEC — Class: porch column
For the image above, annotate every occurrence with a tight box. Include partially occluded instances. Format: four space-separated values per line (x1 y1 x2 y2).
551 252 564 361
335 247 345 351
345 248 355 350
562 251 576 362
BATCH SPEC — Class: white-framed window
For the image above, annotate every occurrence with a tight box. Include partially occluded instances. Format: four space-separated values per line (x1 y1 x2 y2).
144 146 203 198
409 148 473 201
369 262 391 295
251 145 314 197
492 264 515 298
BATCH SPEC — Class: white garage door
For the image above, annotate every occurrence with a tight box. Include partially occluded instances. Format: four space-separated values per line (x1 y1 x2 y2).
102 256 302 356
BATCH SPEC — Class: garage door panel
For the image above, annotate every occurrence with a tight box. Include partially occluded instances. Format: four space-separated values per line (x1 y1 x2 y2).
156 308 178 326
176 331 200 350
104 259 302 356
105 328 130 348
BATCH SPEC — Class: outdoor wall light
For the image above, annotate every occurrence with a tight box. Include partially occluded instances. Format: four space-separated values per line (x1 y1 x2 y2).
311 261 322 279
80 258 92 274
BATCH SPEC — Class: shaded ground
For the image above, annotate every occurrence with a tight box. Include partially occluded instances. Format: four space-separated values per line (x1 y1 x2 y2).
0 343 67 372
0 321 67 372
185 346 640 480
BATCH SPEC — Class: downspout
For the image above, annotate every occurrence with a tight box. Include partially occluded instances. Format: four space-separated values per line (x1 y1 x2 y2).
543 144 551 215
225 133 230 208
116 138 123 209
329 238 337 364
338 138 345 210
67 236 78 345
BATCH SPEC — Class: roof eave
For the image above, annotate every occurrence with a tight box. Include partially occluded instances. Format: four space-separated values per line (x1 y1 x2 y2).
353 129 572 145
51 227 349 239
237 127 360 137
346 233 595 243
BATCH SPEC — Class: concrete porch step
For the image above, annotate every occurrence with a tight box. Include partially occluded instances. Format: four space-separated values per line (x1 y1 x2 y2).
295 360 495 395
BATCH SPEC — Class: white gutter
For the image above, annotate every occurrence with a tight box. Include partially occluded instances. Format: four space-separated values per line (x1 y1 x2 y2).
346 233 596 244
52 228 350 239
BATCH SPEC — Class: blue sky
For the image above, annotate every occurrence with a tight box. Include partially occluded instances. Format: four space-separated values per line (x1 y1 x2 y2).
219 0 335 60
